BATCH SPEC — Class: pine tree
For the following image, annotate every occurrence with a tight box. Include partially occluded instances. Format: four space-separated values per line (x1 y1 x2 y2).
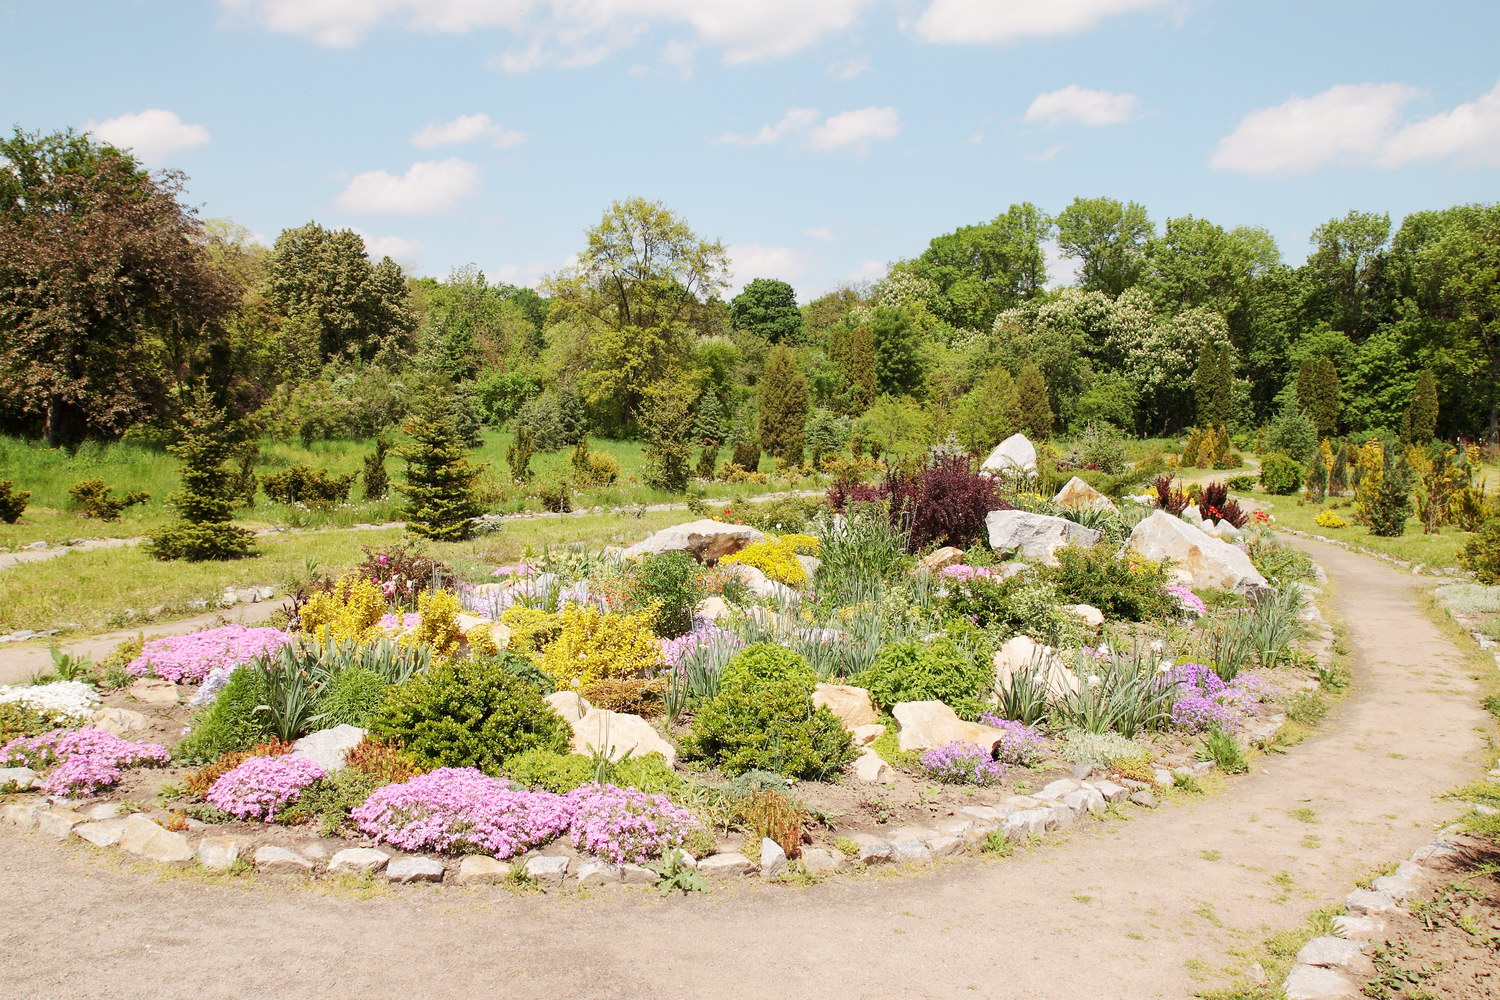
1296 356 1342 439
398 395 484 541
1404 368 1439 443
506 424 535 482
1194 344 1234 429
362 436 390 500
758 345 810 465
147 388 256 562
1015 363 1054 440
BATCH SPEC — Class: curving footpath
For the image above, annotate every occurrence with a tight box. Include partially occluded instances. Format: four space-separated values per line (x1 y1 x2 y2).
0 536 1489 1000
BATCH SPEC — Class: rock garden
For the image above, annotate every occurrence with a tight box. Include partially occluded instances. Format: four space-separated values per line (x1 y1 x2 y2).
0 438 1338 893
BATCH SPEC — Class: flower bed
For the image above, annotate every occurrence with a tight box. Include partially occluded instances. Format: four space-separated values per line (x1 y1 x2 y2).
127 626 291 683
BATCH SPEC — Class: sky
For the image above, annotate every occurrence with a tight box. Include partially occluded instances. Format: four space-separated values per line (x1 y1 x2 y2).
3 1 1499 299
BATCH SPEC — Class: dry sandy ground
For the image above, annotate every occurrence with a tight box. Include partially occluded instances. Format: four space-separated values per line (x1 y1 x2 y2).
0 538 1490 1000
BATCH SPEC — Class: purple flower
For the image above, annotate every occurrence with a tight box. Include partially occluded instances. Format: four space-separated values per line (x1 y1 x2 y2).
1 728 169 797
977 716 1048 767
919 741 1008 786
127 626 291 683
939 564 993 581
206 754 326 821
1159 663 1276 733
1163 586 1208 617
351 768 572 858
660 620 742 669
564 783 701 864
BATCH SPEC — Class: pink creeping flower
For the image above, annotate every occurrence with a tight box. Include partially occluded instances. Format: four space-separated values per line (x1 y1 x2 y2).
206 754 326 821
126 626 291 683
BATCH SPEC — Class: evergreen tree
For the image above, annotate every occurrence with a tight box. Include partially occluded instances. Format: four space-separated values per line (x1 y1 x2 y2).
640 376 697 493
954 367 1020 454
1403 368 1439 443
506 424 535 482
757 345 809 465
1194 343 1234 429
398 395 484 541
1015 363 1054 440
869 306 927 398
362 436 390 500
805 408 846 468
147 387 256 562
692 390 726 445
1296 356 1342 438
1305 446 1328 501
848 324 877 414
1328 442 1349 496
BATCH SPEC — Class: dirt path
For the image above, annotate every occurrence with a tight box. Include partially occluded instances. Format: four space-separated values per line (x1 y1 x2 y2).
0 538 1488 1000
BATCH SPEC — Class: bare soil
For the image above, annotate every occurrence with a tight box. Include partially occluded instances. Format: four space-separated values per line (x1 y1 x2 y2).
0 537 1490 1000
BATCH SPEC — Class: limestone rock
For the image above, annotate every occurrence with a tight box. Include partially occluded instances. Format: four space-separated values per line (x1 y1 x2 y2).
196 836 243 871
328 848 391 876
1203 519 1241 541
575 860 622 887
890 839 932 863
1282 964 1360 1000
36 807 84 839
292 725 366 773
719 562 798 602
981 433 1037 475
812 684 878 728
796 555 821 579
1295 938 1374 978
1064 604 1105 629
1052 476 1117 513
892 701 1007 753
1127 511 1269 595
544 691 593 724
927 835 965 858
0 803 40 830
800 848 841 875
850 723 886 747
620 863 657 885
695 596 730 621
88 706 150 737
119 814 193 864
849 834 893 865
254 845 314 874
1331 914 1386 941
992 636 1079 699
523 855 569 886
914 546 965 574
985 509 1101 566
852 748 890 783
698 852 755 878
1092 779 1129 803
74 819 128 847
0 766 37 791
1343 888 1399 915
622 519 764 564
759 837 787 877
569 709 677 765
454 856 512 885
1370 862 1423 901
127 677 180 705
386 856 445 883
1128 790 1159 809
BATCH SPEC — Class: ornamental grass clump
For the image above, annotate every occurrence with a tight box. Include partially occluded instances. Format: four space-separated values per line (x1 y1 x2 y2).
564 782 701 864
919 741 1007 786
976 716 1048 767
351 767 572 857
1 728 169 797
206 753 327 821
126 625 291 683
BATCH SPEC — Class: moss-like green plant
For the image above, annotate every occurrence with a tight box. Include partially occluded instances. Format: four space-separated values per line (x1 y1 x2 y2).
316 666 390 728
174 667 275 763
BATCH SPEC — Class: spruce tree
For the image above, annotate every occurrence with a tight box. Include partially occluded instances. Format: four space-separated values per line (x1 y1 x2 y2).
398 394 484 541
1194 344 1234 429
692 391 726 445
1328 442 1349 496
955 367 1020 454
147 388 256 562
640 376 696 493
362 436 390 500
1305 446 1328 501
758 345 809 465
506 425 535 483
1296 357 1342 439
1404 369 1439 443
1015 363 1054 440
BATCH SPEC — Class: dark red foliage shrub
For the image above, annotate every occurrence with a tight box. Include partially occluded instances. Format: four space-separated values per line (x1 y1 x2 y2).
829 454 1009 552
1152 475 1190 516
1196 482 1249 528
355 540 453 608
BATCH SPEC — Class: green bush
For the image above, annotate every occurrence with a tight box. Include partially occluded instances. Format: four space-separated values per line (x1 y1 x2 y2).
858 637 991 716
1458 518 1500 584
148 388 257 562
0 701 66 741
940 576 1083 647
260 466 357 506
316 666 389 728
1042 545 1176 622
1366 457 1414 538
468 651 556 694
0 479 29 523
369 659 570 774
1258 453 1303 495
504 749 682 794
277 768 382 836
740 495 825 533
174 667 275 763
629 551 705 639
67 479 149 520
682 644 854 779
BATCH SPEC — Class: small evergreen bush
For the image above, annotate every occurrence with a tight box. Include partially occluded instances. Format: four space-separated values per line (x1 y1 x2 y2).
1366 455 1414 537
370 659 571 774
260 466 356 506
504 749 681 794
1258 453 1303 495
0 480 29 523
174 666 275 763
67 479 149 520
147 389 256 562
858 637 991 716
362 436 390 500
397 394 485 541
506 424 536 482
316 666 390 728
1458 519 1500 584
1043 545 1176 622
628 552 705 638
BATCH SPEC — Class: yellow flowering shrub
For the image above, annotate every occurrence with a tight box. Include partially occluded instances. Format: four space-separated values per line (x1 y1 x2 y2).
299 575 386 643
465 625 501 658
402 589 464 660
721 537 807 586
538 604 663 689
779 533 821 556
500 606 562 654
1314 510 1348 529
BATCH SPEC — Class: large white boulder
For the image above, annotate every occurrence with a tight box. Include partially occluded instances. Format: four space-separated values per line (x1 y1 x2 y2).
569 709 677 765
1127 510 1268 595
719 562 798 602
981 433 1037 475
622 519 764 564
1052 476 1117 513
991 636 1080 699
892 701 1009 753
985 509 1101 566
812 684 879 729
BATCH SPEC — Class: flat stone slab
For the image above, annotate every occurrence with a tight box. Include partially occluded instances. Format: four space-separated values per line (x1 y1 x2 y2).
386 857 445 883
119 814 193 864
196 836 243 871
0 766 38 791
292 725 366 773
575 860 623 887
1283 964 1361 1000
36 807 85 839
698 852 755 878
1343 888 1399 915
254 845 314 874
524 855 569 886
328 848 391 875
74 819 129 847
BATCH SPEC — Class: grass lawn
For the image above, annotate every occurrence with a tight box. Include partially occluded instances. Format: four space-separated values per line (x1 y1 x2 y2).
0 508 691 636
1247 489 1470 569
0 430 807 548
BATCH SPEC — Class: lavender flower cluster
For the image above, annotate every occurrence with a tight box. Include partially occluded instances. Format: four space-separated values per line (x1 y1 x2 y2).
351 768 572 858
976 716 1049 767
1162 663 1274 733
918 741 1008 786
462 573 604 618
1163 586 1208 617
938 565 994 582
564 782 701 864
659 620 743 669
206 754 327 821
1 728 169 797
127 625 291 683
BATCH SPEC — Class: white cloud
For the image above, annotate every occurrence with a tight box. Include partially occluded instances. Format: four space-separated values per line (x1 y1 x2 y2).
846 259 887 284
914 0 1174 45
827 55 870 80
335 158 481 214
487 260 554 288
1024 85 1141 126
1031 142 1067 161
350 230 426 269
84 109 209 166
805 226 836 242
721 106 900 152
660 39 697 79
1204 81 1500 175
726 242 807 295
411 113 526 149
223 0 871 65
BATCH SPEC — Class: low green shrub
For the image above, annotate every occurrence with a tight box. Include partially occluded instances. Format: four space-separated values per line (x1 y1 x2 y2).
146 523 256 562
369 659 570 774
682 644 855 779
1059 730 1143 768
1458 519 1500 584
1197 729 1249 774
1258 453 1303 495
1043 545 1176 622
277 767 382 836
67 479 149 520
858 637 990 716
467 651 556 694
628 551 705 639
941 576 1083 647
0 701 67 741
316 666 389 728
260 466 357 507
0 479 29 523
504 749 682 794
740 495 825 533
174 667 275 763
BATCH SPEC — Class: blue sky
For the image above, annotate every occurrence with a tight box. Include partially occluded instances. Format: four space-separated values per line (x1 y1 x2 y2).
4 1 1499 299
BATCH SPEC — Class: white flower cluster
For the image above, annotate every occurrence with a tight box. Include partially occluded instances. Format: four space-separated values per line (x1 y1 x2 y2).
0 680 100 722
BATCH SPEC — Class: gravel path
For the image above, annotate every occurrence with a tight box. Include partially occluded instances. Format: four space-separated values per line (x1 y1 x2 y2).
0 536 1488 1000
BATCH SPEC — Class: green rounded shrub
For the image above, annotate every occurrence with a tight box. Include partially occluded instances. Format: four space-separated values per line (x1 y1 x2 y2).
369 659 570 774
1043 545 1176 622
858 637 991 716
1258 453 1303 495
628 551 705 638
469 651 556 694
720 642 817 689
317 667 389 728
1458 518 1500 584
174 666 274 763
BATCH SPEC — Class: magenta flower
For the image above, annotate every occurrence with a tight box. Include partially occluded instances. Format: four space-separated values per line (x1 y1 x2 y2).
127 625 291 683
564 783 701 864
207 754 326 821
919 742 1008 785
1 728 169 797
351 768 572 858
